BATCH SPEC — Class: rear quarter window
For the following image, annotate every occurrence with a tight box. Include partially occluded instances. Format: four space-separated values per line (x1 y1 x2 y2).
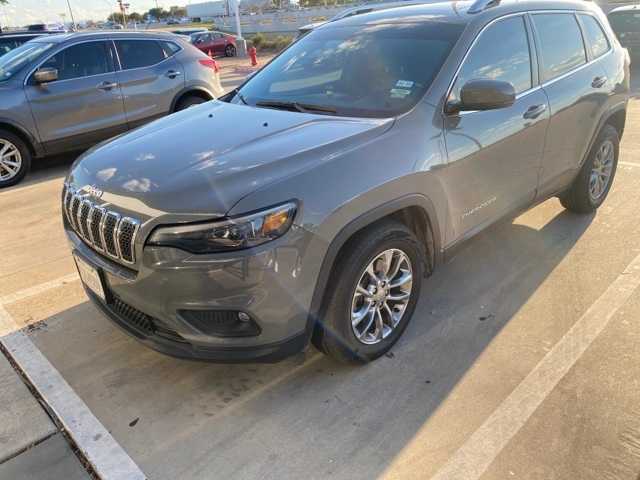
579 14 610 59
532 13 587 82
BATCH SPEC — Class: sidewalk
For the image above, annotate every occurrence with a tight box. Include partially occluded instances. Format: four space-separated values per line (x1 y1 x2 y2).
0 353 89 480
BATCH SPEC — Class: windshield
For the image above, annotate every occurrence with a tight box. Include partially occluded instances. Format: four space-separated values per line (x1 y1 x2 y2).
609 12 640 33
0 37 34 57
234 22 463 118
0 41 54 81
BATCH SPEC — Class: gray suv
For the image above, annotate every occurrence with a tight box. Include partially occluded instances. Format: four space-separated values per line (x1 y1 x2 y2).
0 31 223 187
63 0 629 363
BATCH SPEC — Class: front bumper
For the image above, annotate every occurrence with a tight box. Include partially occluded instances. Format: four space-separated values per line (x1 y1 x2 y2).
66 222 315 363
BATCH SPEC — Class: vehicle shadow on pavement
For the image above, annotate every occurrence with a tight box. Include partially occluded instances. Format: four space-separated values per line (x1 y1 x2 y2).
0 153 75 194
22 203 594 480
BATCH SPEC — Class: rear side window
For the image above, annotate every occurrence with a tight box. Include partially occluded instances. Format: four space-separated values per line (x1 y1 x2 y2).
115 40 165 70
452 16 532 100
609 12 640 34
532 13 587 82
579 14 610 59
41 42 112 81
160 41 180 57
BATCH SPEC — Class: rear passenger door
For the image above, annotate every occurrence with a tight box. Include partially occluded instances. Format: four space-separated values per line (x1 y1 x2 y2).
531 12 610 198
114 39 185 129
442 15 549 241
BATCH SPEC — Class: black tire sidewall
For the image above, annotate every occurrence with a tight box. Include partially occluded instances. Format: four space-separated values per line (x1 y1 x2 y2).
584 125 619 209
0 130 31 188
225 45 236 57
176 96 207 111
322 224 424 362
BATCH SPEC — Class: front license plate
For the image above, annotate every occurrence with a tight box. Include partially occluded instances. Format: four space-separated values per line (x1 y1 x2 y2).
74 254 106 302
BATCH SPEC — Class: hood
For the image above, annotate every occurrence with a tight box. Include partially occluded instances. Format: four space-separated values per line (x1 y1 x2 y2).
68 101 393 219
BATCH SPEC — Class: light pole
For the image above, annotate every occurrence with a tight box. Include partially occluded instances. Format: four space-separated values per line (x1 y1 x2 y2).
66 0 76 30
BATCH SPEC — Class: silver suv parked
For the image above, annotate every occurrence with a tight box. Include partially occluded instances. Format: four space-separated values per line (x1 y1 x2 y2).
64 0 629 363
0 31 223 187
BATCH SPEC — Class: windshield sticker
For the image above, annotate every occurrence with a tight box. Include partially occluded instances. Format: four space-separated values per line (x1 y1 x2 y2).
390 88 411 99
396 80 414 88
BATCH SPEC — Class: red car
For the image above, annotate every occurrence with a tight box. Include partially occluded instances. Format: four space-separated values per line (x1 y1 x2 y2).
191 31 237 57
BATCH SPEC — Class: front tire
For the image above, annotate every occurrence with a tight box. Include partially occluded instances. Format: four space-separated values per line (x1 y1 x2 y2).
0 130 31 188
560 124 619 213
225 44 236 57
313 221 424 364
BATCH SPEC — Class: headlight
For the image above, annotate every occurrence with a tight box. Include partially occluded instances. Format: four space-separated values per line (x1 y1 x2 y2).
147 202 297 254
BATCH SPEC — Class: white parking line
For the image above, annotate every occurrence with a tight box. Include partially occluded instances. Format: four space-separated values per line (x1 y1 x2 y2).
0 302 146 480
619 161 640 167
0 273 79 305
429 251 640 480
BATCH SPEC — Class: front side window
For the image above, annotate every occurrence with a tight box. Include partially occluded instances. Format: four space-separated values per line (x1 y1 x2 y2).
532 13 587 82
115 40 166 70
579 14 610 59
234 22 464 118
40 42 112 81
451 16 532 102
0 41 54 81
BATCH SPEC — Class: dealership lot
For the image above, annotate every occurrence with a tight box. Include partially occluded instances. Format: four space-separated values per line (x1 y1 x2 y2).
1 65 640 480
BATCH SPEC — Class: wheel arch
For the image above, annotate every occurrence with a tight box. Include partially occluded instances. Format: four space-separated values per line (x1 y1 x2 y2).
0 118 42 158
306 194 442 342
171 87 215 112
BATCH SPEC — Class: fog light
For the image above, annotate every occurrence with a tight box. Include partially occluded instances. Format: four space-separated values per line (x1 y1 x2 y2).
179 310 260 337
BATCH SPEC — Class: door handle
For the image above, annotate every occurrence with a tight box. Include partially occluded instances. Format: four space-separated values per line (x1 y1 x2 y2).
97 81 117 91
591 76 607 88
523 104 547 120
166 70 182 79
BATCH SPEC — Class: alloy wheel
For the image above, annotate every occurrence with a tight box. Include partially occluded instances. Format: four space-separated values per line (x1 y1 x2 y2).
589 139 614 202
0 138 22 182
351 248 413 345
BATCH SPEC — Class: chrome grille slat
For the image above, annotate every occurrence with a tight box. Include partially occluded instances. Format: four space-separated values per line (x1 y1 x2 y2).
63 183 139 266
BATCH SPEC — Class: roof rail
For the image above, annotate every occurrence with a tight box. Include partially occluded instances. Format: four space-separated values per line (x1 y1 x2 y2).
468 0 501 14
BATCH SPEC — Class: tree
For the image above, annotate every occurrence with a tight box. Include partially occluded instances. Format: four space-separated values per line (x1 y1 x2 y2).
147 7 169 20
169 6 187 18
107 12 125 24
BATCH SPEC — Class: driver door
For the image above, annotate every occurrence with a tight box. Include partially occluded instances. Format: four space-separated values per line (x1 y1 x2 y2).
440 15 549 243
25 41 127 154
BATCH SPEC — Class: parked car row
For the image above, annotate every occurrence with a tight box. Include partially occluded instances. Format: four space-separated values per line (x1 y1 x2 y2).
0 31 224 187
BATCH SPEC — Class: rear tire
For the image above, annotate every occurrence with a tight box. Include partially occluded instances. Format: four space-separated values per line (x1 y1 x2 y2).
225 44 236 57
313 220 424 364
0 129 31 189
175 95 208 111
560 124 619 213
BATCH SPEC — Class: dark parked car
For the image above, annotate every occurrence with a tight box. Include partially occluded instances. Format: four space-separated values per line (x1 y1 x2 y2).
63 0 628 363
608 5 640 57
191 31 237 56
0 31 224 187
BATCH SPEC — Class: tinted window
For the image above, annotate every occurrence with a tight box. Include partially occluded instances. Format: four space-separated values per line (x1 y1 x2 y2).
116 40 165 69
532 14 587 82
235 23 464 118
609 11 640 34
160 41 180 57
580 15 610 58
452 16 531 100
41 42 112 81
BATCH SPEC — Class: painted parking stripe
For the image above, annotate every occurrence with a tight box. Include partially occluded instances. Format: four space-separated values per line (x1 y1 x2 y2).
0 273 79 305
619 161 640 167
429 251 640 480
0 304 146 480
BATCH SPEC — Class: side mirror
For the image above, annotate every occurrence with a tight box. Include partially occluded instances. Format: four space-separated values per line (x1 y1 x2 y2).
450 79 516 113
33 67 58 84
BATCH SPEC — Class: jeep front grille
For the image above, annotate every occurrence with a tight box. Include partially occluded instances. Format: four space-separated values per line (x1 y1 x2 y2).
63 184 140 265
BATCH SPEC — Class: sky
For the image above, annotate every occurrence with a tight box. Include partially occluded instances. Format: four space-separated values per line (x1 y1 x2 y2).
0 0 193 27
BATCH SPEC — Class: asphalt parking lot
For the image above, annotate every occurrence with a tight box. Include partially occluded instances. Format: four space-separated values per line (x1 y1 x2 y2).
1 63 640 480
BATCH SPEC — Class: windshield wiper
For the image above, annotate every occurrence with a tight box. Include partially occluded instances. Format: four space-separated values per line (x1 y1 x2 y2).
255 100 337 115
237 91 248 105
